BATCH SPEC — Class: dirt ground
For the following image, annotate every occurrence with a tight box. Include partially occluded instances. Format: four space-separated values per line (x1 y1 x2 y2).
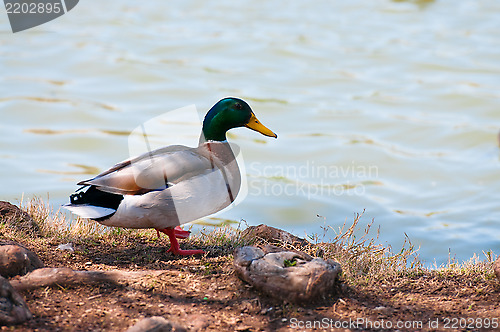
4 234 500 332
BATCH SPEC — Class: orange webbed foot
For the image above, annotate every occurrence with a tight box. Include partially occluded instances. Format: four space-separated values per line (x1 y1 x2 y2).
156 227 204 256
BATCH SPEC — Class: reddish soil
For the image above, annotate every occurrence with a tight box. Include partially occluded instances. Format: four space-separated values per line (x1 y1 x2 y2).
3 234 500 332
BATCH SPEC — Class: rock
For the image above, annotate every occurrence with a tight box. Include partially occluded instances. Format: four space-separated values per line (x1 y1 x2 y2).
126 316 186 332
372 306 394 315
57 243 74 252
241 224 309 247
0 201 39 235
0 242 44 278
185 314 210 331
0 276 32 325
494 257 500 281
234 245 341 303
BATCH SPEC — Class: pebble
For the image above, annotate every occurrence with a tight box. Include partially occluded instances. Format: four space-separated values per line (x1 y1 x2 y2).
0 243 44 277
373 306 393 315
0 276 32 325
57 243 74 253
126 316 187 332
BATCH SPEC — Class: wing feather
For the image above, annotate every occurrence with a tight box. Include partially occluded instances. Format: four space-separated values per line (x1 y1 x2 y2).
78 145 214 195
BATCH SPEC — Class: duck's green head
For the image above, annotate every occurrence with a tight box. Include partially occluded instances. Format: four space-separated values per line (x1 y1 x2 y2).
202 97 277 142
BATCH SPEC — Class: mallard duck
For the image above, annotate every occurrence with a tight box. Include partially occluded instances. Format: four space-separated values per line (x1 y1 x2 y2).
64 97 277 255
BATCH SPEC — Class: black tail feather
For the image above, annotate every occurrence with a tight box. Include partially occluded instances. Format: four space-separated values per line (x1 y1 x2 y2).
70 186 124 210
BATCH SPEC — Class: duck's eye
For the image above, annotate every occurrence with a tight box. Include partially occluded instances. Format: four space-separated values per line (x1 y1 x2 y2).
235 103 243 110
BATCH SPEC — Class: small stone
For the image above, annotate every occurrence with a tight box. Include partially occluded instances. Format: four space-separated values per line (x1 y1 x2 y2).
0 201 39 235
373 306 393 315
57 243 74 253
126 316 186 332
240 224 309 247
0 276 32 325
84 262 92 266
0 243 44 278
185 314 210 330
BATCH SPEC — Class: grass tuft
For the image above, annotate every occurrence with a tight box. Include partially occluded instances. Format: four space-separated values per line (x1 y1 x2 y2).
187 223 253 256
298 210 422 286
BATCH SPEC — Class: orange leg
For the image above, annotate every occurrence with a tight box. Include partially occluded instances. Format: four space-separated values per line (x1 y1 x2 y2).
156 226 191 239
156 227 204 256
173 226 191 239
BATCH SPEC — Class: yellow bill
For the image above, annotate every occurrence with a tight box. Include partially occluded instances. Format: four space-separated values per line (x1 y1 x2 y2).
245 113 277 138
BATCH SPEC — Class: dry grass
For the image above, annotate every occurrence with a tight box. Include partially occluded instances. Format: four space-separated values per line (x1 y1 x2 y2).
301 211 496 286
430 252 496 283
188 223 253 256
19 196 151 240
15 197 250 257
6 198 496 287
304 210 424 286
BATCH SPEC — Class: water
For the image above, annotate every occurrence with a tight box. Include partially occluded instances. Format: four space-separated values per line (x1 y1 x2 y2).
1 0 499 265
